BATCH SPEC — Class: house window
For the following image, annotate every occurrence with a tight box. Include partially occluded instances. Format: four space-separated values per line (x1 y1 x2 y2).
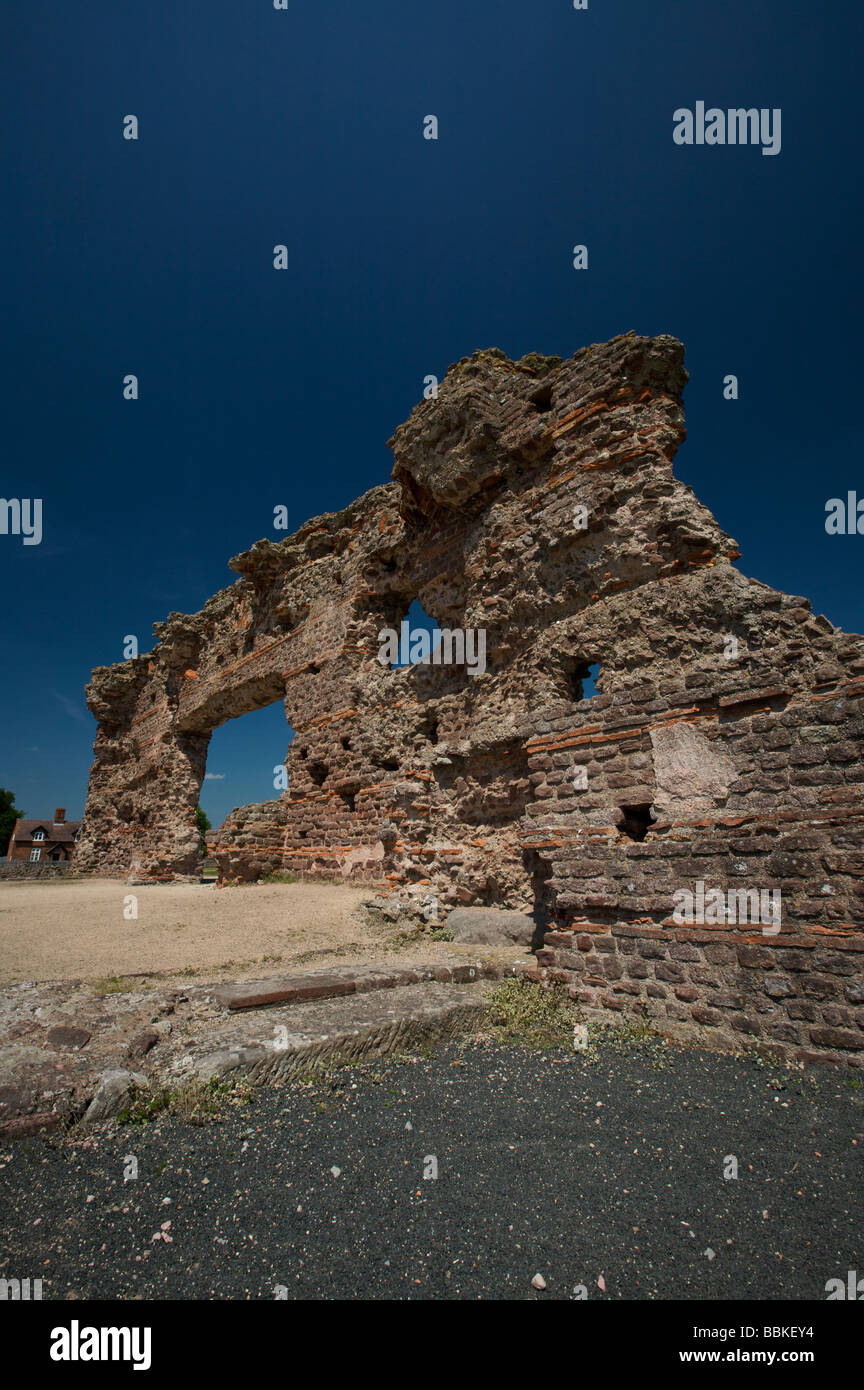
30 848 41 862
33 830 45 842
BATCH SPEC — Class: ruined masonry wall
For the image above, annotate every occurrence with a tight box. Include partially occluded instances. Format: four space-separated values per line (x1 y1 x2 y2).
76 332 864 1066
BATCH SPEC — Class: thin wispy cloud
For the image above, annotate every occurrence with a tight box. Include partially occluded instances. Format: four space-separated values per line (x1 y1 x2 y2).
53 692 87 723
204 772 226 780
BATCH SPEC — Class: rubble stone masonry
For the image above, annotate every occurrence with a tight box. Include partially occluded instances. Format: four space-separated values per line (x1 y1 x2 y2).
77 332 864 1065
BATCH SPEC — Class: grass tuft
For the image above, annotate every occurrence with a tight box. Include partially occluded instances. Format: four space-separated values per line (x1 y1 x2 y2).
118 1077 253 1125
485 978 579 1049
94 975 140 996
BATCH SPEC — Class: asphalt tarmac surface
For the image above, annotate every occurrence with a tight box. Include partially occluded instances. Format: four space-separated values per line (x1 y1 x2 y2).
1 1036 861 1301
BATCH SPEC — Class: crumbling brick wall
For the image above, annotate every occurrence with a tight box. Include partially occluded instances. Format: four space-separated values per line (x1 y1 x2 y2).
517 573 864 1067
77 331 864 1063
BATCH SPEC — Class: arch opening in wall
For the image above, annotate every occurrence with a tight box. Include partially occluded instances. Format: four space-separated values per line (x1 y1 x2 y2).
198 699 294 834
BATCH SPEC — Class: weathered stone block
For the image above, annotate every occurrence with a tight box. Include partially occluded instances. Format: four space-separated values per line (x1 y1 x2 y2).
448 908 537 947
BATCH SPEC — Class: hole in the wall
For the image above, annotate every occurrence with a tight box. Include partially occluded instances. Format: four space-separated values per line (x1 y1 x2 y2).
418 711 439 743
389 598 442 668
341 737 352 751
340 791 356 812
581 663 600 699
568 660 600 702
618 803 653 842
372 754 400 771
198 700 293 830
307 762 328 787
529 383 554 413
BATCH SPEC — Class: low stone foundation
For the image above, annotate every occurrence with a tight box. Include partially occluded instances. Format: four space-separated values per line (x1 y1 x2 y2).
522 925 864 1067
0 861 72 880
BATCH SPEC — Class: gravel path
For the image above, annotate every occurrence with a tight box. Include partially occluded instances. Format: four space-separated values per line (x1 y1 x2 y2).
0 1036 860 1301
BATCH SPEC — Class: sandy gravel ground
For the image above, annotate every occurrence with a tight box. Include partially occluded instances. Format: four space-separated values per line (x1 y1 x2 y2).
0 878 386 986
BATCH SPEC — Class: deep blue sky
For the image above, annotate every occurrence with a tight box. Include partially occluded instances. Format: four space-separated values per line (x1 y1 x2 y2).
1 0 861 831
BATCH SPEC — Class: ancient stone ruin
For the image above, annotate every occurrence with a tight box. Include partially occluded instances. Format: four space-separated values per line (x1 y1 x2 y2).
77 331 864 1065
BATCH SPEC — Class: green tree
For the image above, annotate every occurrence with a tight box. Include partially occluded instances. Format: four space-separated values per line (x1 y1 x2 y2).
196 805 211 855
0 788 24 858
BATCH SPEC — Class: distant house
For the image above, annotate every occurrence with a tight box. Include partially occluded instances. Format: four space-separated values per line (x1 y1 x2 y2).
6 808 80 863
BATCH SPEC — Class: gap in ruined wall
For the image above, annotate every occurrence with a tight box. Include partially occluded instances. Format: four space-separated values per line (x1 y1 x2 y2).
198 699 294 830
305 760 328 786
368 590 472 698
390 598 442 668
580 662 600 699
558 655 601 703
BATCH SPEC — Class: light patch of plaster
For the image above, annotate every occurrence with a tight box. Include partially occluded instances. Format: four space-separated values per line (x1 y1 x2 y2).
650 722 738 818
